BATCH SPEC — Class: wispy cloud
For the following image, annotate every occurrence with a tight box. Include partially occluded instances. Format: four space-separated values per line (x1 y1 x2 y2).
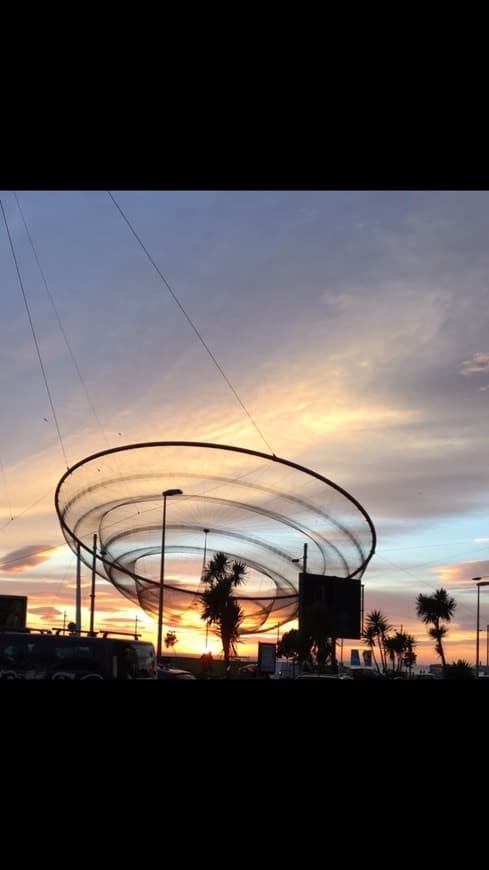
431 559 489 587
29 606 63 623
3 190 489 664
459 352 489 375
0 545 59 574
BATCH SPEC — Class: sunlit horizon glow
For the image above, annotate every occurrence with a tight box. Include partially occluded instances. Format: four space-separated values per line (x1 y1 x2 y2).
3 548 487 667
1 190 489 669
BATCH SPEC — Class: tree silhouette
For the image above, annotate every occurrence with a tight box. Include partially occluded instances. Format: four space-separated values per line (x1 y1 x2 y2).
301 602 333 672
362 623 380 672
277 629 313 671
363 610 392 673
444 659 475 680
277 607 334 674
403 634 417 676
200 552 246 677
416 588 456 668
164 630 177 654
384 631 417 675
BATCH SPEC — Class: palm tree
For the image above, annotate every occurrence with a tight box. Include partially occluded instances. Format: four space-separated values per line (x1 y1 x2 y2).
362 623 380 673
363 610 393 673
383 631 417 675
416 587 456 668
384 634 399 673
403 634 417 677
200 552 246 676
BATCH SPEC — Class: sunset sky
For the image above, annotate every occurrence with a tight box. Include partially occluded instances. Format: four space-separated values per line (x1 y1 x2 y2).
0 189 488 667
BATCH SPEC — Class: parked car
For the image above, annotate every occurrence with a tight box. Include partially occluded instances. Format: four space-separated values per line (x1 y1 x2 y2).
348 667 385 680
238 663 276 679
238 664 259 679
295 673 354 680
157 667 197 680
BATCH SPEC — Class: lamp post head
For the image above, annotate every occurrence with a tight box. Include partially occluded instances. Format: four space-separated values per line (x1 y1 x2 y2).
474 578 489 586
162 488 183 497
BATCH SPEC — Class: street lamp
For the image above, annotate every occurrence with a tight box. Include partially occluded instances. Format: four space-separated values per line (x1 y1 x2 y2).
473 577 489 678
292 543 308 573
157 488 183 661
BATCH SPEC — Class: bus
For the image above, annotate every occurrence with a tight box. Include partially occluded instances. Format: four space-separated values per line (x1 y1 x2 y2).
0 632 157 680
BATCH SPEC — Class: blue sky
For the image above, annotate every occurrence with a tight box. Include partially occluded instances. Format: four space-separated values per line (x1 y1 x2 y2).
0 189 488 664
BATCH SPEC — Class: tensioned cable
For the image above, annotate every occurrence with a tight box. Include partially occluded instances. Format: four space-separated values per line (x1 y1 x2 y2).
0 200 69 469
13 191 141 521
107 191 276 456
12 191 135 508
0 487 55 533
13 192 111 453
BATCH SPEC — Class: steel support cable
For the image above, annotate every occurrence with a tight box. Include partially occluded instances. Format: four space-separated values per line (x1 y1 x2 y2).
13 192 111 452
107 190 275 456
0 200 69 469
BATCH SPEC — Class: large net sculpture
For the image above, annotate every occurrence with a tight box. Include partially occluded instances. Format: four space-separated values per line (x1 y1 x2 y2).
55 442 376 636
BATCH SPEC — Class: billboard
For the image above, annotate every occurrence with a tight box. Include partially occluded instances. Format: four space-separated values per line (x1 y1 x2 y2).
258 642 276 674
0 595 27 631
351 649 361 666
298 574 361 638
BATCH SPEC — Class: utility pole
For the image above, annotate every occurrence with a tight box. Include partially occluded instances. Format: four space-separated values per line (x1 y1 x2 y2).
75 542 82 635
89 533 97 636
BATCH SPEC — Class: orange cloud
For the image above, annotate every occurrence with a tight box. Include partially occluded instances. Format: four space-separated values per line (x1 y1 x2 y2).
29 606 63 623
0 545 60 574
431 559 489 586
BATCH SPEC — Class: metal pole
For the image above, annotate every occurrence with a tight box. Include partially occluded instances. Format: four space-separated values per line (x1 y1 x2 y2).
76 542 82 635
303 543 308 574
156 488 182 660
157 495 167 661
202 529 210 647
202 529 209 575
89 533 97 636
476 582 480 678
331 637 337 673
